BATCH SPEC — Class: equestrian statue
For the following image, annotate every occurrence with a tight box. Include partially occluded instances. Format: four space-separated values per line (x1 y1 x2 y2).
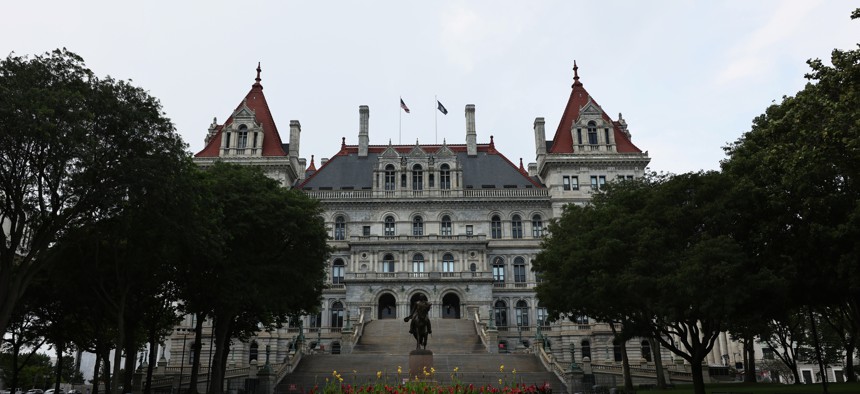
404 295 432 350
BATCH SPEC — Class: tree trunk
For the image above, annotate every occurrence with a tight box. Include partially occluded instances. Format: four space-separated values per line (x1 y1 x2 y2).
123 337 137 393
92 349 101 394
111 300 125 394
651 338 667 388
144 338 159 394
54 341 64 392
620 340 633 392
743 339 756 383
207 315 233 394
844 343 856 382
102 349 112 394
188 314 205 394
689 359 706 394
808 308 829 394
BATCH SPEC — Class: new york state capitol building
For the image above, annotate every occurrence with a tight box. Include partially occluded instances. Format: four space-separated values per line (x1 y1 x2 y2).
172 64 739 374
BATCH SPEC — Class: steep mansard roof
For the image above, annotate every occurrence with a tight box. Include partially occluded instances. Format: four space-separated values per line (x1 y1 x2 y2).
299 144 543 190
195 64 287 157
548 62 642 154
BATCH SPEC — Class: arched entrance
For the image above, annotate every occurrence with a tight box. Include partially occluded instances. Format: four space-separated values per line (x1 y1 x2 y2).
441 292 461 319
378 293 397 319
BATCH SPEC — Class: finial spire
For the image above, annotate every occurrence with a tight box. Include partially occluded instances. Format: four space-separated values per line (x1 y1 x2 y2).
572 60 582 87
255 62 262 84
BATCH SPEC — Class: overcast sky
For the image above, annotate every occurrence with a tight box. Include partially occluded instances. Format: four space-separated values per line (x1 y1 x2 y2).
4 1 858 174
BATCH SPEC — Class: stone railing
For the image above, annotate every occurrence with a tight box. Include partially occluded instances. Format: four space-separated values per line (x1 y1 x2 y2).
473 308 490 351
276 347 303 384
535 343 569 392
589 361 694 382
346 271 492 280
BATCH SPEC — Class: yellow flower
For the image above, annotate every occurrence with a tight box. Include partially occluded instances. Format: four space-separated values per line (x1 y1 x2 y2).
353 370 357 374
453 367 459 372
499 365 505 372
397 366 402 374
377 371 382 379
512 369 517 374
498 379 503 385
430 367 436 374
332 370 338 376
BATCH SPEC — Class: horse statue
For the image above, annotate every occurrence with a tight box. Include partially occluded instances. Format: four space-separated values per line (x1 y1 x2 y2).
404 299 431 350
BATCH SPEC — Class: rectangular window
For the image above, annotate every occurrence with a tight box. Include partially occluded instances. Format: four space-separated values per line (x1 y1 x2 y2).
493 265 505 282
428 174 435 188
604 128 610 144
362 226 371 236
571 176 579 190
466 225 473 236
412 261 425 273
442 261 455 272
514 265 526 283
576 129 582 145
401 174 407 187
627 175 634 180
599 175 606 189
590 176 598 190
381 261 395 273
563 176 571 191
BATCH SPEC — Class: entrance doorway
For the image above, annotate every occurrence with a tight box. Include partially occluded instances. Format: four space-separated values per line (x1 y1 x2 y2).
441 293 461 318
378 293 397 319
409 293 430 315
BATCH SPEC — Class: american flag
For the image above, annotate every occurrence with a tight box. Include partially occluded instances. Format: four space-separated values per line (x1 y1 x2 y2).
400 98 410 113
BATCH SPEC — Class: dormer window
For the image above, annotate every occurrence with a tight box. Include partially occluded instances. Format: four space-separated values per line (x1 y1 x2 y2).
440 164 451 189
587 121 598 145
384 164 396 191
237 124 249 154
412 164 423 191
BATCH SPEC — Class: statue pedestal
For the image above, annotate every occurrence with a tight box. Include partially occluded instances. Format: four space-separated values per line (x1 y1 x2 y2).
409 349 434 380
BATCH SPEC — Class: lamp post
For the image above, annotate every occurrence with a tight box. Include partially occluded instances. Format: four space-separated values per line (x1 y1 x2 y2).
176 328 192 394
569 343 582 373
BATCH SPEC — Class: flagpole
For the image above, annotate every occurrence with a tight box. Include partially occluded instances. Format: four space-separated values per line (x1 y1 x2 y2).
399 97 402 145
434 95 438 144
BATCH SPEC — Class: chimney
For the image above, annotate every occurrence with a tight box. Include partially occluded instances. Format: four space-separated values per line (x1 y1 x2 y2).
534 117 546 158
465 104 477 156
320 157 329 167
358 105 369 157
289 120 301 159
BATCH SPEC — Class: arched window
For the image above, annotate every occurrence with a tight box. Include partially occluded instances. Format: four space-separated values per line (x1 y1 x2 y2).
384 164 396 191
515 300 529 327
587 121 598 145
381 253 395 273
491 215 502 239
412 164 423 191
248 341 258 362
237 124 249 153
412 253 425 273
581 340 591 360
641 340 652 362
442 253 455 273
440 215 452 236
412 216 424 236
492 257 505 283
532 214 544 237
470 263 477 272
384 216 395 237
537 305 549 327
332 259 345 284
309 312 322 329
511 215 523 239
334 216 346 240
513 257 526 284
440 164 451 189
494 300 508 327
331 302 344 328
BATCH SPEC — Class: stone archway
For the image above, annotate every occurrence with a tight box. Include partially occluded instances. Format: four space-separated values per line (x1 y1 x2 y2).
441 292 461 319
409 292 430 315
378 293 397 319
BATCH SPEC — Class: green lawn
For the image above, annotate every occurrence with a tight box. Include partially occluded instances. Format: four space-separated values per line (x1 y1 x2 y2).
639 382 860 394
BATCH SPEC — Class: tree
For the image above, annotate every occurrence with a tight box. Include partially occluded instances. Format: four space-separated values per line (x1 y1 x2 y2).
0 49 187 335
722 10 860 392
192 163 330 394
535 172 778 394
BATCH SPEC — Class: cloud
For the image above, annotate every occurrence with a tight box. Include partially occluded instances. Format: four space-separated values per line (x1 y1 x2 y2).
714 0 822 85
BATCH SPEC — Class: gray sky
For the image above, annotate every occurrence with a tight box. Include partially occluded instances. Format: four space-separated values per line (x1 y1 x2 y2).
4 1 858 174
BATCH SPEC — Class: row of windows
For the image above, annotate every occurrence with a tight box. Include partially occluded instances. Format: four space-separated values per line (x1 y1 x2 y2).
331 254 533 282
333 214 545 240
383 163 453 191
562 175 636 191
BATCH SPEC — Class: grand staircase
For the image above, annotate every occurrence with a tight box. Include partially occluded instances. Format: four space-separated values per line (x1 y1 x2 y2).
276 319 563 392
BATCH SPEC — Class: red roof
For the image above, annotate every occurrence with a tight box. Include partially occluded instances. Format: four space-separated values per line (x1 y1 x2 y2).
549 62 642 154
195 64 287 157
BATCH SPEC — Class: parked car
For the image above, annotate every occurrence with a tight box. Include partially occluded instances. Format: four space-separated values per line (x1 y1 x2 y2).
44 389 64 394
26 389 43 394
